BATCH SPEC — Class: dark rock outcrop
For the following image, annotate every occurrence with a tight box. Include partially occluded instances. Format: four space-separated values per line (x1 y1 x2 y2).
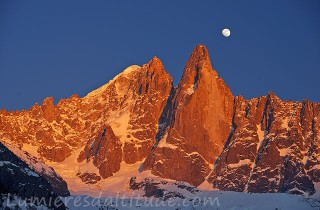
3 142 70 197
0 142 67 209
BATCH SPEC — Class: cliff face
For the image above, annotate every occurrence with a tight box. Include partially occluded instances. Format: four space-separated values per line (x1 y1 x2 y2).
0 44 319 196
143 45 234 186
77 125 123 182
0 59 173 189
209 94 320 195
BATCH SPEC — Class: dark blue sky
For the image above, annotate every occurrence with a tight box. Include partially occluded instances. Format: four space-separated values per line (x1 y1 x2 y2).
1 0 319 110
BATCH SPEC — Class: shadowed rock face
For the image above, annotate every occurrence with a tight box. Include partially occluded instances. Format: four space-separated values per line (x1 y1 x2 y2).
0 142 67 209
0 44 319 196
2 142 70 197
143 45 234 186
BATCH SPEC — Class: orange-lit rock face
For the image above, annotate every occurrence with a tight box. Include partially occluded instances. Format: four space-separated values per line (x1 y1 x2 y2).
41 97 56 123
209 94 319 195
143 45 234 186
0 60 172 158
0 57 173 181
78 126 122 179
169 45 234 162
123 57 173 164
0 44 319 195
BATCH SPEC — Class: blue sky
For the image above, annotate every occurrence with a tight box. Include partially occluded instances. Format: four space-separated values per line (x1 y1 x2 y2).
0 0 319 110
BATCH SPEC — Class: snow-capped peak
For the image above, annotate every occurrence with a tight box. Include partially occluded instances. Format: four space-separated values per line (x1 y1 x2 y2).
84 65 141 100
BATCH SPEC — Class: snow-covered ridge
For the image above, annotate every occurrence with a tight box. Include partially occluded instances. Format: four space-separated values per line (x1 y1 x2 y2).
2 141 70 197
3 142 55 177
84 65 141 100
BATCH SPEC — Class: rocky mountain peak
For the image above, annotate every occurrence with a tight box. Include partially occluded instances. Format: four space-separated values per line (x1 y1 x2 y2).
30 102 41 114
190 44 209 63
143 45 235 186
180 44 217 89
144 56 171 82
42 96 54 107
267 91 280 101
69 93 81 100
41 96 56 122
149 56 163 68
0 44 319 197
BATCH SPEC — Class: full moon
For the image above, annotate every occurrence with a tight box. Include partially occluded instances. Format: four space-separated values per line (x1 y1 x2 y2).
222 28 231 37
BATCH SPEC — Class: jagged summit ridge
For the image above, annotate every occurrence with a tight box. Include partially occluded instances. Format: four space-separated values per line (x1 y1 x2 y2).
0 44 319 197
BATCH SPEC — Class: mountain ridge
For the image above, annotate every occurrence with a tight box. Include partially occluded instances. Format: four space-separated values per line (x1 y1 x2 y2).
0 44 319 197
